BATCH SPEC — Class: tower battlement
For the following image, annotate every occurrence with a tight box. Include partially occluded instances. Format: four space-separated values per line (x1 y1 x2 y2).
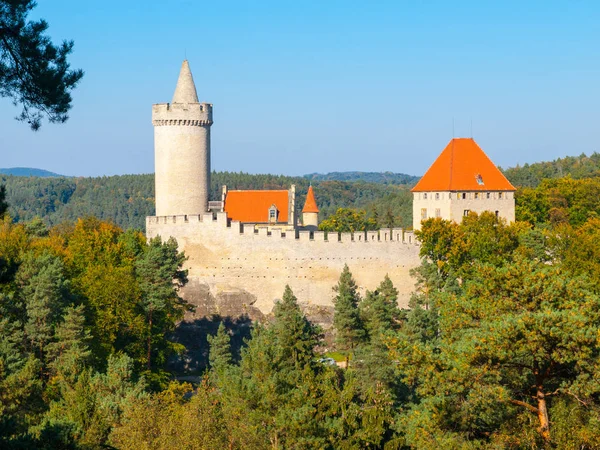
152 102 213 126
153 60 212 217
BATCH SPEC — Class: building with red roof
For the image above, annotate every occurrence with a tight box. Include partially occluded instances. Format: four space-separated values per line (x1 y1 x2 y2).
412 138 515 230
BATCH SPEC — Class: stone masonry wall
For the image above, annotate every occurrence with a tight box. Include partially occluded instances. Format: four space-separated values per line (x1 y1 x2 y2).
147 212 421 319
413 191 516 230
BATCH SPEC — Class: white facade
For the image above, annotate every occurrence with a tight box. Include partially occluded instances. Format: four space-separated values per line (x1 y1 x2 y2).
412 190 515 230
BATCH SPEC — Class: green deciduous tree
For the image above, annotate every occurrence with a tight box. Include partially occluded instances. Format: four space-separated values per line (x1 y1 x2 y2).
318 207 378 232
0 0 84 129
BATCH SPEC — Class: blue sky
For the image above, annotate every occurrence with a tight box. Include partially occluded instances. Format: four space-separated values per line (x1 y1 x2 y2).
2 0 598 177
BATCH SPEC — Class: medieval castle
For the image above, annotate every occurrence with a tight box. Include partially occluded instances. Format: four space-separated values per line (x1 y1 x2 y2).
146 61 515 318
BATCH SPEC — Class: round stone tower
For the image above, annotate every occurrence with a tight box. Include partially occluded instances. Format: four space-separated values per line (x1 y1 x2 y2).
152 60 213 216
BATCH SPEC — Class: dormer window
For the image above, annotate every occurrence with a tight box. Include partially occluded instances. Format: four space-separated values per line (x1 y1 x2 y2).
476 174 484 186
268 204 278 223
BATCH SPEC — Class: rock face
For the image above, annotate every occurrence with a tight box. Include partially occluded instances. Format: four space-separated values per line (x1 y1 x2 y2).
180 278 265 322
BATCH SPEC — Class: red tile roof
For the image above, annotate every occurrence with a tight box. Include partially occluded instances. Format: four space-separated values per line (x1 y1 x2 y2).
224 190 289 223
302 186 319 213
411 138 515 192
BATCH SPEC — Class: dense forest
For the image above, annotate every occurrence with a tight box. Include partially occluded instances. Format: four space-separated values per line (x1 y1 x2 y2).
5 151 600 234
503 152 600 187
3 172 600 448
304 171 420 185
2 172 414 231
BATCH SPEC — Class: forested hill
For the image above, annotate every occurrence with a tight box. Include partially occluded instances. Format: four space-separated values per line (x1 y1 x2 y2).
2 171 413 231
503 152 600 187
304 171 419 185
0 167 64 177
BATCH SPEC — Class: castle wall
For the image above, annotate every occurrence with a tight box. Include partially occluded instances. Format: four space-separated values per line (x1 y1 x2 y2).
147 213 421 315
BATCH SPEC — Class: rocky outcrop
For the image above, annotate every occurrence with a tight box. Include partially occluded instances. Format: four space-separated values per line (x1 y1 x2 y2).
180 278 265 322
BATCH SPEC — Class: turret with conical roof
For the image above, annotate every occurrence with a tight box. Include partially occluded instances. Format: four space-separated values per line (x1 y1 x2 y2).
152 60 213 217
302 186 319 228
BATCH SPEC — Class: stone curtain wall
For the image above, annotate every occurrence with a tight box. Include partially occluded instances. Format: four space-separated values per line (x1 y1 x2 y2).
147 212 421 318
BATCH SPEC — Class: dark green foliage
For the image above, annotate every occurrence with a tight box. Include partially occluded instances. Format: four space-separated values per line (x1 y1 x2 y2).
504 152 600 187
304 171 420 185
17 252 70 362
2 172 415 230
0 0 84 130
135 236 188 373
207 322 232 374
333 265 365 353
0 184 7 217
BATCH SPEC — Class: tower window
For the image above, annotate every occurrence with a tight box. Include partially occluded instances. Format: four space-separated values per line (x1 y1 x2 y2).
421 208 427 220
423 193 428 200
462 193 467 200
435 208 441 218
498 192 503 199
495 211 499 217
435 193 440 200
474 192 479 199
464 209 470 217
486 192 491 199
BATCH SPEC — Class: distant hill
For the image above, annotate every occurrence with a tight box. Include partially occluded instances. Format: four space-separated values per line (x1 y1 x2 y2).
0 167 64 177
0 172 413 230
502 152 600 188
304 171 419 185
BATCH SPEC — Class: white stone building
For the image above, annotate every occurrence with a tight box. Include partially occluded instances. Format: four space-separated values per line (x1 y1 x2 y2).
411 138 516 231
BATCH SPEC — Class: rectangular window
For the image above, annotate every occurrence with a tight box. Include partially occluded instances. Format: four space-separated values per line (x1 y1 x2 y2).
435 208 441 218
421 208 427 220
498 192 503 199
463 209 470 217
495 210 499 217
474 192 479 199
423 193 428 200
435 193 440 200
486 192 491 199
462 193 467 199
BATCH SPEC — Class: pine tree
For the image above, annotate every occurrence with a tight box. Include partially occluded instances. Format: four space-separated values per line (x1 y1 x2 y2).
333 265 365 362
17 252 70 363
360 275 399 339
207 322 232 375
272 285 320 368
46 304 92 382
0 0 84 130
135 236 188 371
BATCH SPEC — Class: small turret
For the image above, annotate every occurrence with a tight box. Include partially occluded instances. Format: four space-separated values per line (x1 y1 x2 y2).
302 186 319 228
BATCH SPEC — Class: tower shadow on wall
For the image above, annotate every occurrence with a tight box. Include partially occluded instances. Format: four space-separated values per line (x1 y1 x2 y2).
168 314 253 376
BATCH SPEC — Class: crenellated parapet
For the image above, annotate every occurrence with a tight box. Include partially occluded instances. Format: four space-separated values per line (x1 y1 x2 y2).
146 212 418 245
152 102 213 126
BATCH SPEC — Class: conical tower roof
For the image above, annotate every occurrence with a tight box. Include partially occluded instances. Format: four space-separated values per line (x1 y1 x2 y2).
411 138 515 192
172 60 199 103
302 186 319 213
